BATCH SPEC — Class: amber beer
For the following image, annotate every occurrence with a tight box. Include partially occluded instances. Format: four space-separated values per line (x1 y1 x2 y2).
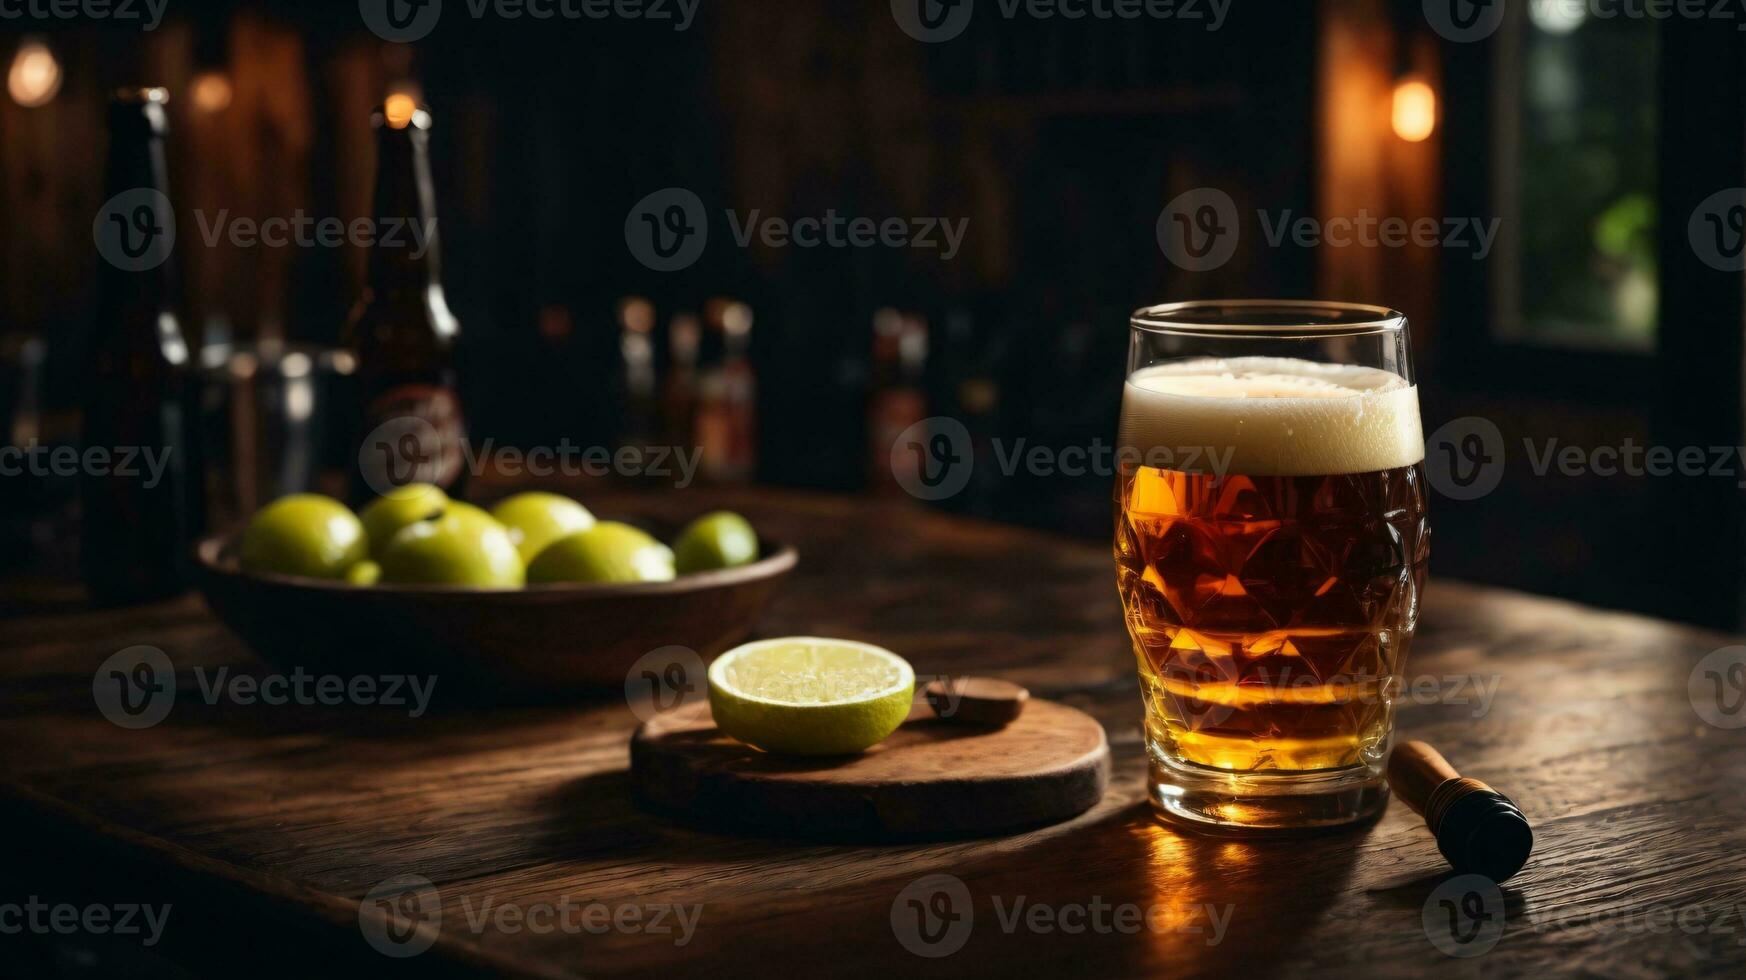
348 98 466 501
80 89 200 605
1114 338 1427 831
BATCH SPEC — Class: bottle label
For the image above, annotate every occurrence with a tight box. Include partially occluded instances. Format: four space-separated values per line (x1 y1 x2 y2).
357 385 466 496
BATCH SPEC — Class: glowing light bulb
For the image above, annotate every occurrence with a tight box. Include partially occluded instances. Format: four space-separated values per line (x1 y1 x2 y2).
384 93 418 129
1391 77 1437 143
8 40 62 108
192 71 233 113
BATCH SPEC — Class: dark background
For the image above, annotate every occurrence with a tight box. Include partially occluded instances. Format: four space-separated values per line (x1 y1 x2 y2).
3 0 1744 627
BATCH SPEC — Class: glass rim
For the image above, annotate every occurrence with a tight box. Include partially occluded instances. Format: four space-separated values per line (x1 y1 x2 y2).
1129 300 1407 338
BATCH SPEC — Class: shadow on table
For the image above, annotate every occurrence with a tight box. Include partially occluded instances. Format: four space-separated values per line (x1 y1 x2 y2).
569 796 1375 978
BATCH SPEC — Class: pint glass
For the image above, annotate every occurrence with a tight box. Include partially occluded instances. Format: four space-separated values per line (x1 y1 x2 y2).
1114 302 1429 831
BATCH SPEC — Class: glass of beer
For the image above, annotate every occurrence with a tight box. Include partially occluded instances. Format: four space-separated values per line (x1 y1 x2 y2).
1114 301 1428 832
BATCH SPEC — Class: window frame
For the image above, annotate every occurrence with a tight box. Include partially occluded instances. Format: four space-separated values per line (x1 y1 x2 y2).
1436 10 1746 624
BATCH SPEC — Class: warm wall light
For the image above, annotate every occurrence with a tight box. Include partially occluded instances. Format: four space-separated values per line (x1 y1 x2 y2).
383 93 417 129
1391 76 1436 142
7 39 62 108
192 71 233 113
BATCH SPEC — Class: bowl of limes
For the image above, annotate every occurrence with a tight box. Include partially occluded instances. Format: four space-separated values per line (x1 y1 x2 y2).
194 485 797 697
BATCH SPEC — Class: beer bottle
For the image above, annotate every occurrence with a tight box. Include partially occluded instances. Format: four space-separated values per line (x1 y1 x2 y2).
616 296 659 450
348 98 467 501
80 88 197 606
696 298 756 483
867 308 928 495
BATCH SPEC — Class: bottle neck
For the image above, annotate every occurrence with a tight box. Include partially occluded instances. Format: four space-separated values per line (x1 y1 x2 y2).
100 103 176 316
367 124 443 296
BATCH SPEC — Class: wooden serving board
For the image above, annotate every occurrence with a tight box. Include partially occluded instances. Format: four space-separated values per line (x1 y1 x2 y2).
630 697 1111 840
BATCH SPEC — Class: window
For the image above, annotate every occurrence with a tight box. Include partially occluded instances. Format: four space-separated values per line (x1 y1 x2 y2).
1492 6 1658 349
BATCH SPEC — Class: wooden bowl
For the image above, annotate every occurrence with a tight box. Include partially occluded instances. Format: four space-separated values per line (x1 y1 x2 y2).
194 527 796 701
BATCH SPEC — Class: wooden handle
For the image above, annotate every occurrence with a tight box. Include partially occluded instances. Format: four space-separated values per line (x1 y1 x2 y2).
1388 740 1463 817
1388 740 1533 884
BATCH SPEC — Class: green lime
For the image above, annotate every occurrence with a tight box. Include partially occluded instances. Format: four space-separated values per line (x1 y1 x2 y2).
707 637 915 756
346 560 382 586
673 510 759 574
526 522 675 584
359 484 448 557
443 500 503 530
240 494 369 580
491 492 596 562
378 509 524 588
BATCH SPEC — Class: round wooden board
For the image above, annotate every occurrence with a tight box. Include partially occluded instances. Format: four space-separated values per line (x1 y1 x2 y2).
630 698 1111 840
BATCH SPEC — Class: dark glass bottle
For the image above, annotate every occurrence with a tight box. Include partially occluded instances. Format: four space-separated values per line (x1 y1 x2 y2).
347 100 467 501
696 298 756 483
80 88 198 606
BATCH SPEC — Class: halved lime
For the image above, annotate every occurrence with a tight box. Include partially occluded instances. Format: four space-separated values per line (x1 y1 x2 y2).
707 637 915 756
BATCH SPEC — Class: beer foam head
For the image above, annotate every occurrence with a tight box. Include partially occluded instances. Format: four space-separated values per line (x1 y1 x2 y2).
1120 357 1424 475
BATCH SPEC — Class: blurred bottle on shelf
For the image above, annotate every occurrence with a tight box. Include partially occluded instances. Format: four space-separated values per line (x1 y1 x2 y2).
868 308 930 494
2 336 51 570
617 296 659 450
80 88 202 605
347 98 467 502
1 338 45 477
695 298 757 483
661 311 701 455
932 299 1009 518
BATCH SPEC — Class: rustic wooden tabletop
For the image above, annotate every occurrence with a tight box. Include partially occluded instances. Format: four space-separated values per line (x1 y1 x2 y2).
2 487 1744 978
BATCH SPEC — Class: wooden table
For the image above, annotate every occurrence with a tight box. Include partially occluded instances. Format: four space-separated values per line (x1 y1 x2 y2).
2 488 1744 978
